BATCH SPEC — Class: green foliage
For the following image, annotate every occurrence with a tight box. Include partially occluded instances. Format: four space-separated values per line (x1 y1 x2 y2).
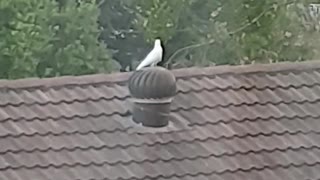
218 0 315 64
100 0 320 69
2 0 320 79
133 0 187 42
0 0 112 79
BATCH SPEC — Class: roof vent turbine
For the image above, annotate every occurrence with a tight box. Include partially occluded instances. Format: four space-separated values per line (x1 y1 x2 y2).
128 67 177 127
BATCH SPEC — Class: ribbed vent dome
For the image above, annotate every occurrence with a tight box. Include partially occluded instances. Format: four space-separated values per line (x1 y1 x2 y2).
128 67 176 99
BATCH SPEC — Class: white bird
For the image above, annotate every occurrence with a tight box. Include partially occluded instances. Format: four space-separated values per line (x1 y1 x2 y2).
136 38 163 70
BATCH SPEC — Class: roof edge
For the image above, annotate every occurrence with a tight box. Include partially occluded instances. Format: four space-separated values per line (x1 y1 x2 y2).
0 60 320 89
0 71 132 90
173 60 320 78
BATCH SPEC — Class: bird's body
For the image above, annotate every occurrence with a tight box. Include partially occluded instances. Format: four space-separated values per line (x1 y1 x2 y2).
136 39 163 70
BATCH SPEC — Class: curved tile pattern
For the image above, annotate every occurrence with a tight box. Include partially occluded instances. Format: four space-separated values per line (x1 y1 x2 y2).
0 61 320 179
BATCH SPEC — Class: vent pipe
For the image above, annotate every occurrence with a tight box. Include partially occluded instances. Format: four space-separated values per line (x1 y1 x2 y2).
128 67 177 127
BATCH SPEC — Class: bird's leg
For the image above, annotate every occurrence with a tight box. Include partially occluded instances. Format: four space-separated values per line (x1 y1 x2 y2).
151 62 157 67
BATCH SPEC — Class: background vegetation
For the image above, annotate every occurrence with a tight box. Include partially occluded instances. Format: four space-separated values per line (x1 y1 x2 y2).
0 0 320 79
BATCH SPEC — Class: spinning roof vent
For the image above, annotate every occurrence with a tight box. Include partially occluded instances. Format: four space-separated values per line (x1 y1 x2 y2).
128 67 177 127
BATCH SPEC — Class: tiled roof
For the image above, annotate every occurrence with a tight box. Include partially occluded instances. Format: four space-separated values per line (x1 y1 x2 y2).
1 60 320 179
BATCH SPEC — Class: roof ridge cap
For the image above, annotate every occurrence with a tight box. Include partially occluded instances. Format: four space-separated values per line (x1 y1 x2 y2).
0 60 320 90
0 71 132 90
173 60 320 78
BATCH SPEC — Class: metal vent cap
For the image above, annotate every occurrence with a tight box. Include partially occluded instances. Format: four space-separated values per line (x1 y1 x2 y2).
128 67 176 99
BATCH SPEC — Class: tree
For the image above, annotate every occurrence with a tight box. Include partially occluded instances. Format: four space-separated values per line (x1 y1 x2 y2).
98 0 145 72
215 0 315 64
0 0 113 79
1 0 320 79
99 0 320 69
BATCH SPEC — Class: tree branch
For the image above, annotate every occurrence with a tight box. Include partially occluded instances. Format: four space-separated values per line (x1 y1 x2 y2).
165 40 215 65
97 0 106 7
165 0 297 66
229 0 296 35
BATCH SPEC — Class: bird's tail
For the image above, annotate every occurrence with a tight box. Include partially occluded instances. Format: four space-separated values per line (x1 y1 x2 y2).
136 61 147 70
136 64 143 70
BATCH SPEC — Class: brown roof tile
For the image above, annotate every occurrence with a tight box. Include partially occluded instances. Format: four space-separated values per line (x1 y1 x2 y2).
1 60 320 179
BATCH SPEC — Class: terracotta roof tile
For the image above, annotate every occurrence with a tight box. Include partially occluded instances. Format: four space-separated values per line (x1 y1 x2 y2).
1 60 320 179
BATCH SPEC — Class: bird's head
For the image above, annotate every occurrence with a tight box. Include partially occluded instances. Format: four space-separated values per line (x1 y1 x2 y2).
154 38 162 47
